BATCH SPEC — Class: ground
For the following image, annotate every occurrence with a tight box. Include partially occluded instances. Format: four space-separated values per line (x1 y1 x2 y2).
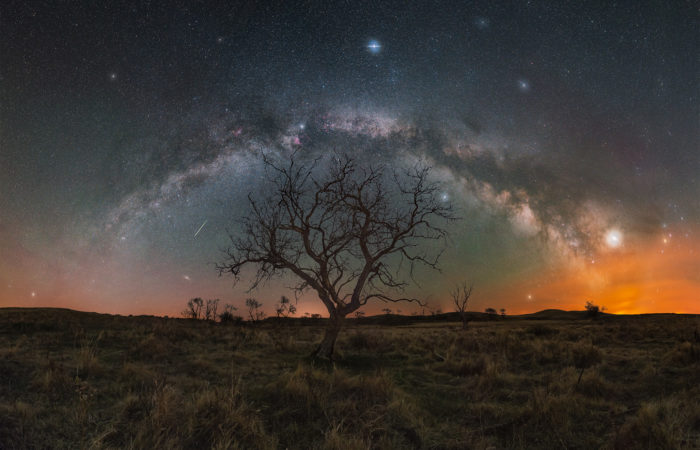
0 308 698 449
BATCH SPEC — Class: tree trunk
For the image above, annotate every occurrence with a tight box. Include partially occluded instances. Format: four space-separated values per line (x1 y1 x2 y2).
312 311 345 360
460 312 469 329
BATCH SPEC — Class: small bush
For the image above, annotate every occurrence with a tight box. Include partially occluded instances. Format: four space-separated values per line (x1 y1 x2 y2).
219 311 243 325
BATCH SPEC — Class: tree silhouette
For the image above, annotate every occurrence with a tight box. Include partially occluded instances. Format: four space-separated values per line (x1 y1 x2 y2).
585 301 601 319
245 298 265 323
275 295 297 318
451 282 473 329
218 152 454 359
204 299 219 321
182 297 204 319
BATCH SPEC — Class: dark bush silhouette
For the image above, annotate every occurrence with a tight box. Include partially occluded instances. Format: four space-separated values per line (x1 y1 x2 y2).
219 304 242 324
585 301 601 319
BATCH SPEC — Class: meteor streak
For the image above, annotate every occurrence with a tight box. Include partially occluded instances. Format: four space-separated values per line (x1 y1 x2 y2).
194 220 208 238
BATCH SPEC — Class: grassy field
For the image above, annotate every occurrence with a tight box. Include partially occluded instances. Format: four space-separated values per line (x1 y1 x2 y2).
0 308 698 449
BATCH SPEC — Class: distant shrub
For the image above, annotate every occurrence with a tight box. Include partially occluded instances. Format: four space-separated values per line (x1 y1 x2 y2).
219 311 243 325
585 301 601 319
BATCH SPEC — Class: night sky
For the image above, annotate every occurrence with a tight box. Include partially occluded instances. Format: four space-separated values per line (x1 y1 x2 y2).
1 1 698 316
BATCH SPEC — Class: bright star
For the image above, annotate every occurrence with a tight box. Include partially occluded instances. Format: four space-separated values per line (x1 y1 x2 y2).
440 192 449 202
518 79 530 92
475 17 490 29
367 40 381 54
605 229 623 248
109 73 117 81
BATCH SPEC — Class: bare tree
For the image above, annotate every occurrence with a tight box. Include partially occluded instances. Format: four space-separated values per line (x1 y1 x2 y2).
204 299 220 321
182 297 204 319
245 298 265 323
451 282 473 329
217 152 454 359
275 295 297 318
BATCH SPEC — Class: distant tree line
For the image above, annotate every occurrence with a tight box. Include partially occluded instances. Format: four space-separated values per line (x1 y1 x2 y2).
181 295 305 324
182 292 518 326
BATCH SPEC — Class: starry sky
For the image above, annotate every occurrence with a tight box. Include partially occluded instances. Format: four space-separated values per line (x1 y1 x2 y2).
1 1 698 316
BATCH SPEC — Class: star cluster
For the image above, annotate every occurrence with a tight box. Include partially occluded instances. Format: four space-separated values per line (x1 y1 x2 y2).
0 1 697 315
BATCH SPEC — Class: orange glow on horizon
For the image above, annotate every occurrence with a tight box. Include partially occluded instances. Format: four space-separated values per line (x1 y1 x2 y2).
488 232 700 315
1 230 698 317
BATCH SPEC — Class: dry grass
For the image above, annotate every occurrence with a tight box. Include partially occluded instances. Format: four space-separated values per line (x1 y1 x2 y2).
0 308 698 449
